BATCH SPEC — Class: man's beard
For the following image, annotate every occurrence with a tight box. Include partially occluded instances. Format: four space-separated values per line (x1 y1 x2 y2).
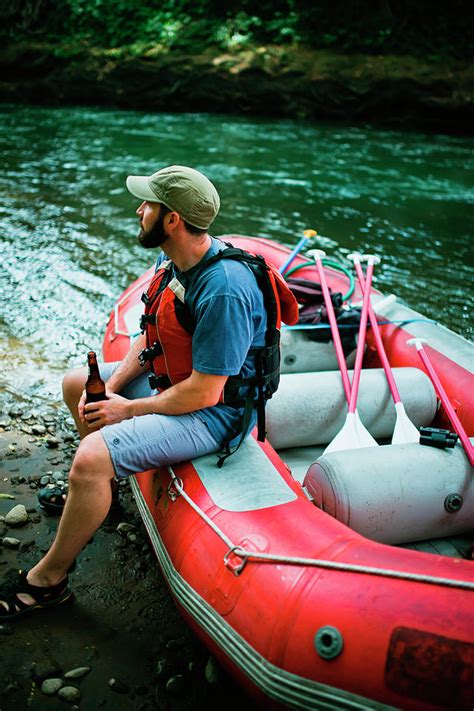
137 210 169 249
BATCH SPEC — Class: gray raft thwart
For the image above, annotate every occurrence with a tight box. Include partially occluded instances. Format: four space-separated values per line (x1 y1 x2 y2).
265 367 436 449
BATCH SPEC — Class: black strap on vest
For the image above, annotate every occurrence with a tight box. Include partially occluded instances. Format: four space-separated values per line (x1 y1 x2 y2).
181 246 281 466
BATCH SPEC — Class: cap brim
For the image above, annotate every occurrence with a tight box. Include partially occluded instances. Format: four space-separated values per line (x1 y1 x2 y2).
126 175 160 202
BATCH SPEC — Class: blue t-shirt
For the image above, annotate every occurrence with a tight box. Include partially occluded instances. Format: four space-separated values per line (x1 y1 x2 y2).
156 237 267 446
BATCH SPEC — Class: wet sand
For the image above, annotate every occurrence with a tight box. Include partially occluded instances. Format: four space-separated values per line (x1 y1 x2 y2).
0 411 251 710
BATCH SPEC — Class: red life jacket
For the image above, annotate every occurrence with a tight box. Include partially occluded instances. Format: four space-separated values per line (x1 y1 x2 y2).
138 246 298 462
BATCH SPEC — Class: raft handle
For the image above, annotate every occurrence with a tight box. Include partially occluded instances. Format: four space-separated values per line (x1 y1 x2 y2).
224 546 248 576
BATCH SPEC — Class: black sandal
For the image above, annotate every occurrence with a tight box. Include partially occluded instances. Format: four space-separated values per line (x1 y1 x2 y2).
38 484 67 516
0 569 72 621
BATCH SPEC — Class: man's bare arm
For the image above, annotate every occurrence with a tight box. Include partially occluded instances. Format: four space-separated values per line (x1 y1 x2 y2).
82 369 228 428
105 333 147 393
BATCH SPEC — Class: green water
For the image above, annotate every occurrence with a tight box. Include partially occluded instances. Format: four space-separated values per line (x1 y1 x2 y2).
0 104 473 411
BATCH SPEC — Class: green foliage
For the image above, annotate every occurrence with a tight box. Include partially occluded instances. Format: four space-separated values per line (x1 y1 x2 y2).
1 0 472 59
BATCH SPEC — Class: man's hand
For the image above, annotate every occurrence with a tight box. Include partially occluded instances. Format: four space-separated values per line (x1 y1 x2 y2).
82 392 133 429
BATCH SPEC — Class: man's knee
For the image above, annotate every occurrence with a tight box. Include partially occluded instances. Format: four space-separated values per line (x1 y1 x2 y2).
62 367 86 405
69 433 114 486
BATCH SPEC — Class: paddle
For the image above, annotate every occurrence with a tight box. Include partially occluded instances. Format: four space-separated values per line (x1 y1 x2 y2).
408 338 474 465
279 229 317 275
349 252 419 444
306 248 377 453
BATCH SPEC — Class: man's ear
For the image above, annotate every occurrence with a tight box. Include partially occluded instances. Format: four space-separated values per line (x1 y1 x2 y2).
166 211 179 225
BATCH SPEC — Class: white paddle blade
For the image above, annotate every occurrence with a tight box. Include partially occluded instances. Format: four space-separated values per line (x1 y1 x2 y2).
391 402 420 444
324 412 377 455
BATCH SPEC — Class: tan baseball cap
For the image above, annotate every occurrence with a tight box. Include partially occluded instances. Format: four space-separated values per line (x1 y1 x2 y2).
126 165 220 229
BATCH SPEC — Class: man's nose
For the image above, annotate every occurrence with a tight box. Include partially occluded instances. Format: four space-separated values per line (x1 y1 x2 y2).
136 201 145 215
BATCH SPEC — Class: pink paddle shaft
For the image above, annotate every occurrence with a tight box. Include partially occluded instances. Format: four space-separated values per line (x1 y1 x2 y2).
416 345 474 466
348 261 374 414
314 259 352 404
353 261 402 404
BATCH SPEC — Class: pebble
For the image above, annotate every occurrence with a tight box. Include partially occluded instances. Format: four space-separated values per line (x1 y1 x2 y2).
53 471 64 481
46 436 60 448
32 661 63 681
205 656 219 685
58 686 81 702
31 424 47 435
0 624 14 636
108 677 130 694
0 418 11 427
41 678 63 695
165 674 185 696
40 475 51 486
19 538 36 552
5 504 29 526
155 658 169 679
117 522 135 536
64 666 91 679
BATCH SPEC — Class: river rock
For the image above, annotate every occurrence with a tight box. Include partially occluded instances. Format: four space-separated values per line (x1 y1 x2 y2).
205 656 219 685
40 475 50 486
117 522 135 536
46 436 60 448
41 678 63 695
58 686 80 701
19 538 36 551
31 660 63 681
2 537 20 549
32 424 47 435
64 666 91 679
5 504 28 526
108 677 129 694
165 675 185 696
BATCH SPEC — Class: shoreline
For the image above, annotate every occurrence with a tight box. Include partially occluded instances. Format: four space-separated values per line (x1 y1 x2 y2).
0 408 248 710
1 43 473 135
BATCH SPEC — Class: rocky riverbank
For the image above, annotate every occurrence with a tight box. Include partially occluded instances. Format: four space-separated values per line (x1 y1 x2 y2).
0 42 473 134
0 407 250 710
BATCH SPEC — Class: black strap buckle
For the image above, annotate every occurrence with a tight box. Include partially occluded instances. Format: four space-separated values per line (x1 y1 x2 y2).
141 292 151 305
419 427 458 449
138 342 162 367
149 374 172 390
139 313 156 332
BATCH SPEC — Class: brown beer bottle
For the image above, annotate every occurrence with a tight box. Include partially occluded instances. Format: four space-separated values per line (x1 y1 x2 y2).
85 351 107 404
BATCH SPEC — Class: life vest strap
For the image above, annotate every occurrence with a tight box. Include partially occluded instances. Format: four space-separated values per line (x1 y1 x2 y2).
138 341 163 366
139 313 156 332
149 373 172 390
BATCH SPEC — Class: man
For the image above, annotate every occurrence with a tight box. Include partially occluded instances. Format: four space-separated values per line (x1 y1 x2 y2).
0 165 276 620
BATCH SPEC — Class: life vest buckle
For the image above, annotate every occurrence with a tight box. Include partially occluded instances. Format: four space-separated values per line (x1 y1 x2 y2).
149 374 172 390
138 341 162 366
139 313 156 332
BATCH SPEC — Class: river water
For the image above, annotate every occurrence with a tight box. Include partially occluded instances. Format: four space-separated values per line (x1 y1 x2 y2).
0 104 473 413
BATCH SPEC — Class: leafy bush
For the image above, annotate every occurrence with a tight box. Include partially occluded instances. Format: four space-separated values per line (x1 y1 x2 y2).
1 0 472 58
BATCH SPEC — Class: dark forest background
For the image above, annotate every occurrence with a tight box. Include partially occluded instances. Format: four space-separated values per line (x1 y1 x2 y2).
2 0 473 58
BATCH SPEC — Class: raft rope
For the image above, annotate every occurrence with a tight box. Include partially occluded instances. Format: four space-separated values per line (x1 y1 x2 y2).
167 468 474 591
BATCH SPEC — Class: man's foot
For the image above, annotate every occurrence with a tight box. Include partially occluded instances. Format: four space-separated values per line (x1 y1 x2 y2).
0 569 72 621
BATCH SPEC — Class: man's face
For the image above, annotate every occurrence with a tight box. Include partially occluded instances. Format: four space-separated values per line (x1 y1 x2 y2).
136 201 169 249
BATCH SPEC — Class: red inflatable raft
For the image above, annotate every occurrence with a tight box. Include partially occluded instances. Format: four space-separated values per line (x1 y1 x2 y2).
103 236 474 710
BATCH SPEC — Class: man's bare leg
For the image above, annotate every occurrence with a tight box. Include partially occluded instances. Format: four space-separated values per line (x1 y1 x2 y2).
23 433 114 595
62 367 98 440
